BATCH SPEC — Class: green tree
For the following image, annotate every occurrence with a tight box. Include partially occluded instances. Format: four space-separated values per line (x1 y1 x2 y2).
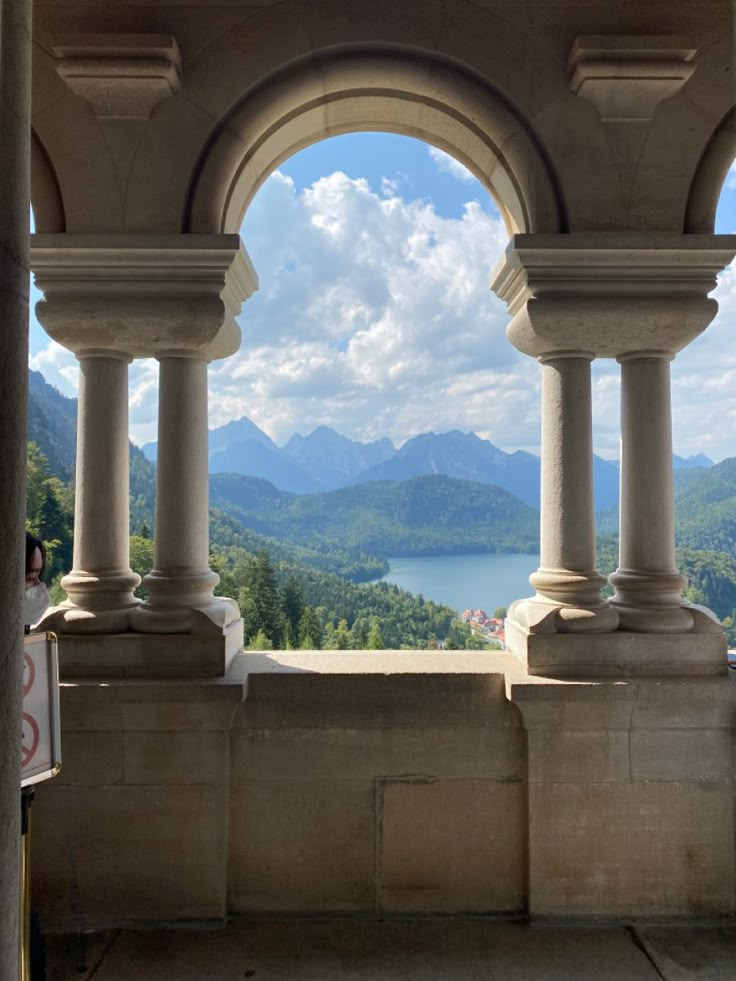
493 606 507 619
325 617 351 650
129 535 155 599
298 606 323 649
366 617 384 650
26 442 74 592
350 616 369 649
248 628 273 650
281 576 305 644
240 549 284 647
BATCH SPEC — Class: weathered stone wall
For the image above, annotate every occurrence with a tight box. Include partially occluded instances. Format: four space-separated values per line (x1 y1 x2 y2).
228 658 526 915
30 653 736 931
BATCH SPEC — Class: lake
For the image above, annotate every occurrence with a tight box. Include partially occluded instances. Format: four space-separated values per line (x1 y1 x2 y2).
379 553 540 614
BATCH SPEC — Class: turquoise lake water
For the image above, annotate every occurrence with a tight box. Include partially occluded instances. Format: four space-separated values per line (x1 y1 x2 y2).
379 553 541 614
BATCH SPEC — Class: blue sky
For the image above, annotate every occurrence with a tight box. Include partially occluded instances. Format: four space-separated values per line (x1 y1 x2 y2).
30 134 736 461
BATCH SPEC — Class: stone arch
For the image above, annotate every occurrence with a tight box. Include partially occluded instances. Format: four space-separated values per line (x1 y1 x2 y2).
184 48 566 237
31 129 65 233
685 107 736 234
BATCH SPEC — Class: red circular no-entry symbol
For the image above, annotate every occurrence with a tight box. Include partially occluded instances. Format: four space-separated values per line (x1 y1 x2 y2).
22 651 35 698
21 713 40 769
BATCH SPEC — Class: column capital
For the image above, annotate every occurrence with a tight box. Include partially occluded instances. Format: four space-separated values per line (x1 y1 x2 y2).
491 233 736 359
31 232 258 361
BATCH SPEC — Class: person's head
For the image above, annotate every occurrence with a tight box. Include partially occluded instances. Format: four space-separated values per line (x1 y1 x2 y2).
25 532 45 588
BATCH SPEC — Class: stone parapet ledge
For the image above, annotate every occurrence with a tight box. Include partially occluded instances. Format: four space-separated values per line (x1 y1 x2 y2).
31 232 258 361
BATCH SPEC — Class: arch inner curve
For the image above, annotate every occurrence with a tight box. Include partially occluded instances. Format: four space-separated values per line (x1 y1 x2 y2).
185 48 567 237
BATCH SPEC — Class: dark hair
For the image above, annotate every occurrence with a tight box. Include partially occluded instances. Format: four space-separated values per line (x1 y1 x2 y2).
25 532 46 582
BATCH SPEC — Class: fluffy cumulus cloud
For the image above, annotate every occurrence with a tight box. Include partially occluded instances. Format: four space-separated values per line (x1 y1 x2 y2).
428 146 475 183
206 168 545 451
28 161 736 461
670 263 736 460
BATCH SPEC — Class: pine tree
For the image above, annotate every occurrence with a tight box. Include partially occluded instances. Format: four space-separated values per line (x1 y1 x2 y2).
241 550 284 647
249 628 273 650
329 618 352 650
366 617 384 650
281 576 304 643
298 606 323 649
26 442 74 590
350 616 369 649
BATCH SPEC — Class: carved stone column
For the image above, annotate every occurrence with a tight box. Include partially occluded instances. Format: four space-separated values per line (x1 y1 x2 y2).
529 351 617 632
491 234 736 675
492 240 620 662
58 350 140 630
135 352 242 659
610 353 696 632
31 234 258 675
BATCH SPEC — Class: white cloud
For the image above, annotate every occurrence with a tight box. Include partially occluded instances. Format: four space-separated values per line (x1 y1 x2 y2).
428 145 475 183
29 341 78 396
225 168 530 449
28 161 736 464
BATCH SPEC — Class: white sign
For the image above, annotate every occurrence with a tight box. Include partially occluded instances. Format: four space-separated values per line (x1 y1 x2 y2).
21 632 61 787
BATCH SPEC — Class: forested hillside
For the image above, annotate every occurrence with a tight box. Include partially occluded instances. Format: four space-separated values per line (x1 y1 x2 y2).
210 472 540 556
28 370 77 482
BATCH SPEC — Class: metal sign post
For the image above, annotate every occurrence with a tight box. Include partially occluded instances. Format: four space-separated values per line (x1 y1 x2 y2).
20 632 61 980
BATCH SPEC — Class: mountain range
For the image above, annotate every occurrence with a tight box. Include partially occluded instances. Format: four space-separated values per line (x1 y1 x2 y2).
27 370 715 523
142 415 713 511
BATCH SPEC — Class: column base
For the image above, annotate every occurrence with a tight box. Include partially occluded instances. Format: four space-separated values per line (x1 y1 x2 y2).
39 601 140 635
608 569 708 633
509 594 619 634
130 595 241 634
46 570 142 633
53 620 244 679
505 617 727 676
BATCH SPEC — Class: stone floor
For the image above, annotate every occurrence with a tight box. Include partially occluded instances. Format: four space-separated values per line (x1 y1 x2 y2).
44 920 736 980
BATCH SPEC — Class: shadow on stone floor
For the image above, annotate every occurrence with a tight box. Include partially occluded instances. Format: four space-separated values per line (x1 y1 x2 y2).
43 919 736 981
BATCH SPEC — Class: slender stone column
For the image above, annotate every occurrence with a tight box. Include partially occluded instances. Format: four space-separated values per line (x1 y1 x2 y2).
610 353 693 632
57 352 140 627
33 235 256 673
143 354 220 613
519 353 618 632
0 1 32 975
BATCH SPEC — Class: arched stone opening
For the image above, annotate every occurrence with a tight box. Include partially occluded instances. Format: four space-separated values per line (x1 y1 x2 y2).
184 48 566 238
685 107 736 234
30 130 65 234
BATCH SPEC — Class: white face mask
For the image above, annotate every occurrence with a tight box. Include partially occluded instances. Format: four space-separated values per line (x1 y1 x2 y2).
24 582 50 627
